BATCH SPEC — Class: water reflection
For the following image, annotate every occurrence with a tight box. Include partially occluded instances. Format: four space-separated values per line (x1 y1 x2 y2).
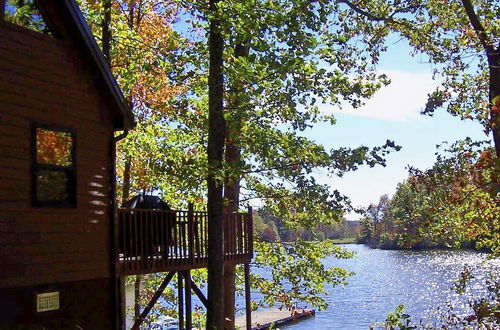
285 244 499 329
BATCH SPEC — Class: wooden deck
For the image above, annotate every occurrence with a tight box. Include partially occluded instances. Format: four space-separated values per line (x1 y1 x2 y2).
116 208 253 276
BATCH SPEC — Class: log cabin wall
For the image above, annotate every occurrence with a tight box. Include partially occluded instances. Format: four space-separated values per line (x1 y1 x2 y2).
0 9 118 328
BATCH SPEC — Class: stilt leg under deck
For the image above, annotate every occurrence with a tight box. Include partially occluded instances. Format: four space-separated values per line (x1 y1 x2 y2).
245 263 252 330
184 271 192 329
131 271 175 330
118 276 126 330
190 278 208 308
178 272 185 330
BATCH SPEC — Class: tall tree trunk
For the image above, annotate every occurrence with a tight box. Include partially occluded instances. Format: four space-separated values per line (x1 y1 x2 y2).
101 0 111 63
100 0 132 207
101 3 140 326
101 2 125 328
206 0 226 328
223 43 248 329
487 45 500 157
134 275 142 319
222 149 240 330
223 140 241 330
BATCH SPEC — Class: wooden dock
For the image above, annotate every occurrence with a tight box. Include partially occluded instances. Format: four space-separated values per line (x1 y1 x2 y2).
235 308 315 329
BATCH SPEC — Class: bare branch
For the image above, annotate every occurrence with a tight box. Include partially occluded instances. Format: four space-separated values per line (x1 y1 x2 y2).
338 0 387 21
239 192 295 203
337 0 419 37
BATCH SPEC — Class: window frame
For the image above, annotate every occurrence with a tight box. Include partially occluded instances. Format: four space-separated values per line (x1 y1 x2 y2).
0 0 5 22
31 124 77 208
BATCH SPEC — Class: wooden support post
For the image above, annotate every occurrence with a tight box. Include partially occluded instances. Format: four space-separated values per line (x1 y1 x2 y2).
178 272 185 330
247 206 254 258
132 271 175 330
118 276 126 330
184 271 192 329
244 263 252 330
190 279 208 308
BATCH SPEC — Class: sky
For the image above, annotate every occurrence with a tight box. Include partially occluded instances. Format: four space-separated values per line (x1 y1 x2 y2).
303 39 491 220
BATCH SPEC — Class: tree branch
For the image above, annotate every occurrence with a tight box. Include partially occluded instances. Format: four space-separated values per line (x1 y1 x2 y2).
337 0 419 38
253 237 295 246
239 192 296 203
338 0 387 21
242 161 320 175
461 0 493 53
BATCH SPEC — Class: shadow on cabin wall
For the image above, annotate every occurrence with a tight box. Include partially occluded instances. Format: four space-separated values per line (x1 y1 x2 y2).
0 278 114 329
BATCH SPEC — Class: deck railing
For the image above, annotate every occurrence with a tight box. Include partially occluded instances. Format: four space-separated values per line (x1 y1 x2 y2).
117 208 253 275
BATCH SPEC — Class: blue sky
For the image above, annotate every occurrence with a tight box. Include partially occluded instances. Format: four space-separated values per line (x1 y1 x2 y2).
304 39 491 220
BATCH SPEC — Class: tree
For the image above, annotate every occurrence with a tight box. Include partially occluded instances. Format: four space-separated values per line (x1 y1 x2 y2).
417 0 500 156
359 217 374 242
379 139 499 253
365 194 390 239
206 0 226 327
80 0 200 205
173 0 403 324
406 140 499 254
80 0 203 324
4 0 51 32
388 180 435 248
332 0 499 155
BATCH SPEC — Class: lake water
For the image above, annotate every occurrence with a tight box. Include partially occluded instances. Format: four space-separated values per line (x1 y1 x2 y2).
127 244 499 329
279 244 500 329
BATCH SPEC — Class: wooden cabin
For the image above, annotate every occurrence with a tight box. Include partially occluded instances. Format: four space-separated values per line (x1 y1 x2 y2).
0 1 254 329
0 0 133 328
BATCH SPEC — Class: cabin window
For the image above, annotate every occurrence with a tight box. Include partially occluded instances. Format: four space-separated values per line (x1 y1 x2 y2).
32 126 76 207
2 0 52 35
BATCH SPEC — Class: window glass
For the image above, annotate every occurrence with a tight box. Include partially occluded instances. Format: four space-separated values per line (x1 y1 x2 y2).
4 0 52 35
36 170 69 202
33 127 76 207
36 128 73 166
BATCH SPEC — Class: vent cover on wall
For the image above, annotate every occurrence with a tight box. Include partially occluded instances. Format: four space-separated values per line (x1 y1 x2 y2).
36 292 60 312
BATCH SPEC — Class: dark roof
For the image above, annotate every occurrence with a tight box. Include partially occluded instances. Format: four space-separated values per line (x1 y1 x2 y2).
38 0 135 130
122 195 171 210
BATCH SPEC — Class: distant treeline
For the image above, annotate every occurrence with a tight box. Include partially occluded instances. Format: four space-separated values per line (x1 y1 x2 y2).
253 209 359 242
359 140 498 254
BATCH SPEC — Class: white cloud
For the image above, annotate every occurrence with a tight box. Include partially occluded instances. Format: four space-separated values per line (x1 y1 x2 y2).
324 70 437 122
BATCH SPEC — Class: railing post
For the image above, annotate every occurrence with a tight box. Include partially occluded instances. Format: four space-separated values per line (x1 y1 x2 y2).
247 206 253 258
140 211 145 267
188 202 195 263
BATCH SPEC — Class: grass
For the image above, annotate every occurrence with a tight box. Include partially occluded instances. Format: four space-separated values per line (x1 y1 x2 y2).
278 237 359 244
330 237 358 244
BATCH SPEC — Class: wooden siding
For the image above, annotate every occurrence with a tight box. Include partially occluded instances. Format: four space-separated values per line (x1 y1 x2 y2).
0 278 115 328
0 22 115 288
